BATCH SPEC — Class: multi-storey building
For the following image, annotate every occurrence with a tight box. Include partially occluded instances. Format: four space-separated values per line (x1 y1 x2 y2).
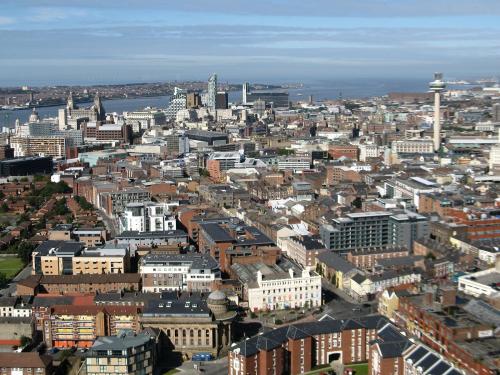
140 253 221 293
198 221 274 272
229 315 399 375
124 109 166 130
32 241 129 275
385 177 439 207
32 241 84 275
17 273 141 296
10 135 74 159
85 331 155 375
139 291 235 358
283 235 327 268
328 144 359 160
347 247 409 269
391 139 434 154
81 122 132 145
401 344 464 375
231 259 322 312
396 291 497 374
118 201 178 234
43 305 140 348
277 155 311 172
320 211 429 253
71 246 129 275
99 187 151 217
114 230 188 252
165 87 187 119
0 156 53 176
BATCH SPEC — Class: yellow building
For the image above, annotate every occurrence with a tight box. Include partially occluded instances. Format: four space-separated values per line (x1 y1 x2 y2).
32 240 129 276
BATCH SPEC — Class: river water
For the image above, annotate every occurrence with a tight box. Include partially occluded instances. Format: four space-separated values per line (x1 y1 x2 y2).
0 78 436 128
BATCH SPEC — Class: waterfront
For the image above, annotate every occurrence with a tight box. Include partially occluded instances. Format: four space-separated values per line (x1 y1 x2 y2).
0 78 433 128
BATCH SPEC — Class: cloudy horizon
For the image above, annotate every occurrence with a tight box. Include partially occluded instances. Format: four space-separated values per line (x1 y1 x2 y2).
0 0 499 86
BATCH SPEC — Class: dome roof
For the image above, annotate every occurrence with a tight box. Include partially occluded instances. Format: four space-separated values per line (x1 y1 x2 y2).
29 108 39 123
207 290 226 301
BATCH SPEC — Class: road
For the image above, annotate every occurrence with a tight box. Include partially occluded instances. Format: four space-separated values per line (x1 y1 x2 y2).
175 358 228 375
97 209 118 238
0 264 32 297
320 280 377 320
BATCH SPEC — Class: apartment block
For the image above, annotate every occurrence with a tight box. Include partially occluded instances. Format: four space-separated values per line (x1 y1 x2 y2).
85 331 155 375
140 253 221 293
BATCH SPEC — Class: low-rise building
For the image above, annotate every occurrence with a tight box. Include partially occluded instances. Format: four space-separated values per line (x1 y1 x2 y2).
349 271 421 300
347 247 409 269
458 264 500 298
139 291 235 358
0 296 32 318
0 353 53 375
16 273 141 296
115 230 188 252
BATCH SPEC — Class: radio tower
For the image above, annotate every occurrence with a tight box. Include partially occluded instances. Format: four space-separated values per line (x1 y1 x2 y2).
429 73 446 153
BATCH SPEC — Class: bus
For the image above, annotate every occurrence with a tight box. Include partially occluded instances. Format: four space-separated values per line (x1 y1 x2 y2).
192 352 213 362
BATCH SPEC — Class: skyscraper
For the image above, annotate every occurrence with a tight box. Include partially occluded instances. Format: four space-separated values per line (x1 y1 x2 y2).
207 73 217 111
242 82 250 105
429 73 446 153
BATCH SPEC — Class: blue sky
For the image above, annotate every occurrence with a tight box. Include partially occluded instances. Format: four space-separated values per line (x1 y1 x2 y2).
0 0 499 86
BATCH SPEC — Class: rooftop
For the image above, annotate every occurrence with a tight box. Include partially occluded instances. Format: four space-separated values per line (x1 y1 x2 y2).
90 331 152 352
141 253 219 270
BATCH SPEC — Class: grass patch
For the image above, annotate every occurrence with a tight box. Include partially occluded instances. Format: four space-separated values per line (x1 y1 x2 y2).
0 257 24 279
346 363 368 375
163 370 180 375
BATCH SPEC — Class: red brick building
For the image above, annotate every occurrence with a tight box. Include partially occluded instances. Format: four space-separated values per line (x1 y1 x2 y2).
228 315 397 375
347 247 409 270
328 145 359 160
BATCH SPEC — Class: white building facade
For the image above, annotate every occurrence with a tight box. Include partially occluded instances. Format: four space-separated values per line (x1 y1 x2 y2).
247 267 322 311
119 201 178 234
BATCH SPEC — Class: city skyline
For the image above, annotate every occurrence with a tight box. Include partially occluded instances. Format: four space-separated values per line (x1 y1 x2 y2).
0 0 499 86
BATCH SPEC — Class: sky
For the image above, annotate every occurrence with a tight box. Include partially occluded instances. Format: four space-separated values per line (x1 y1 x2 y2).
0 0 499 86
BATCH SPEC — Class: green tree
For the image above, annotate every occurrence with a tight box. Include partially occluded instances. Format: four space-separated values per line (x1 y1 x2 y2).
0 273 7 288
17 241 35 264
0 203 9 213
20 335 31 347
351 197 363 209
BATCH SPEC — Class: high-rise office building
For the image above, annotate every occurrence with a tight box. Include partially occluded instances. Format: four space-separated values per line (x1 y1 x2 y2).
242 82 250 105
493 103 500 122
165 87 187 119
207 73 217 111
241 81 289 108
216 92 228 109
186 92 202 108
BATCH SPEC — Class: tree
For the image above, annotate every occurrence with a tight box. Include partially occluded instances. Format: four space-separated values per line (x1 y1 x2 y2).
0 273 7 288
351 197 363 209
17 241 35 264
0 203 9 213
20 335 31 347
